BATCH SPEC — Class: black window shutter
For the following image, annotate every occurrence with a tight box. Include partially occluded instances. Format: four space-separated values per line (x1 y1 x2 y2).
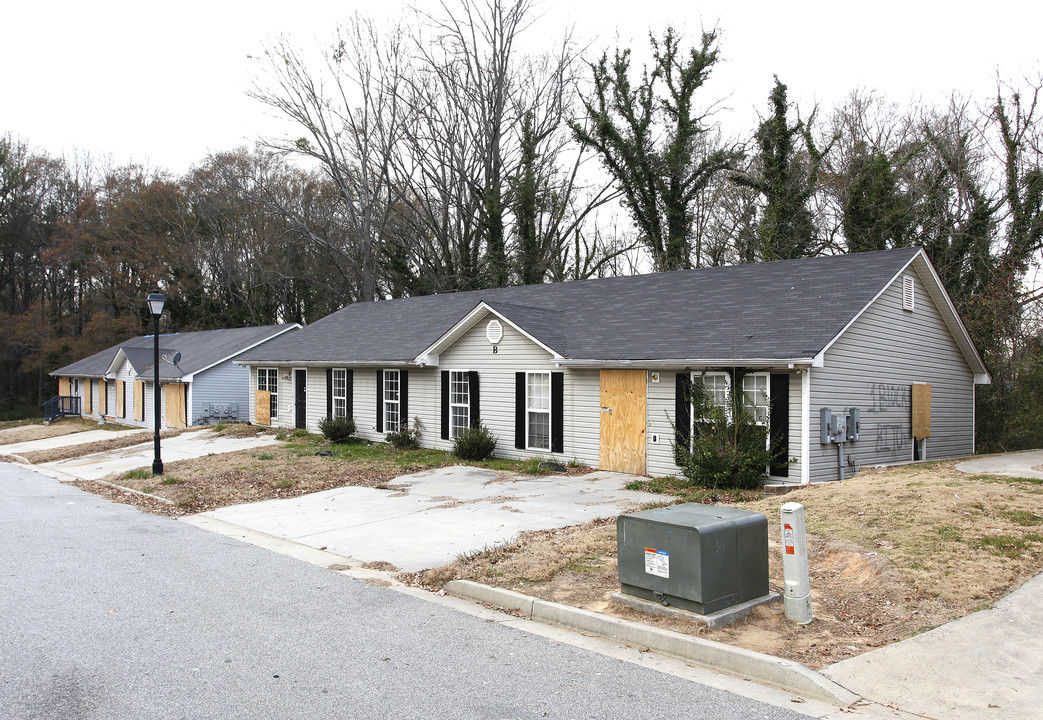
345 370 353 418
468 371 480 427
440 371 450 440
400 370 409 426
675 373 692 453
514 372 526 449
376 369 383 432
551 372 564 453
326 368 333 419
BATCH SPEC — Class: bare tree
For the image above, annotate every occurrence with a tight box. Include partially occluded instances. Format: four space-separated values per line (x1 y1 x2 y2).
250 16 411 302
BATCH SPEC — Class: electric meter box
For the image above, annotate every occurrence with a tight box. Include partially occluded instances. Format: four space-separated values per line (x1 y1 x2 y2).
617 503 769 615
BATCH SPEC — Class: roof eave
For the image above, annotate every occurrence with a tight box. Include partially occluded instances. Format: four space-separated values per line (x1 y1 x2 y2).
554 357 817 369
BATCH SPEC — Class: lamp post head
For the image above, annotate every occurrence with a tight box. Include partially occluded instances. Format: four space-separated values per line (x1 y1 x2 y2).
147 293 166 317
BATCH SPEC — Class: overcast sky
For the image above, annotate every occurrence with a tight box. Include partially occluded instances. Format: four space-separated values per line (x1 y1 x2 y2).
5 0 1040 174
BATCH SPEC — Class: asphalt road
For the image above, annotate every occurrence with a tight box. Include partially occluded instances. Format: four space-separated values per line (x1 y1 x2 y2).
0 463 812 720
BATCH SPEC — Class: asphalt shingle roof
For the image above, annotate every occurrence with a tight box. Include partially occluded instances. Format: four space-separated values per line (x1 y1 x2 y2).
53 324 299 379
236 249 923 365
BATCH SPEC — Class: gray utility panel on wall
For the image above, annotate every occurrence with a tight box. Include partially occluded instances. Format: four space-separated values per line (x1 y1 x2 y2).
617 504 769 615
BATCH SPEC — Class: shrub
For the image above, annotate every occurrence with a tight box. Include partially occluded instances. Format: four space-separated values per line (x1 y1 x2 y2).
452 422 498 460
674 370 784 490
386 417 422 450
319 415 356 443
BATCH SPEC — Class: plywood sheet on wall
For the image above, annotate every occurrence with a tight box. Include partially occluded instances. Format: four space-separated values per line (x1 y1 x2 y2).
912 383 931 439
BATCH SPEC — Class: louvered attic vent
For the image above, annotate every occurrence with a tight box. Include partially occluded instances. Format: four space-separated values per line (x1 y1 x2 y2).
902 276 915 311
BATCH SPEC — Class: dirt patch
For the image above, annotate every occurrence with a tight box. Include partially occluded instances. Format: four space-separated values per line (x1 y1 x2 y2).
406 461 1043 670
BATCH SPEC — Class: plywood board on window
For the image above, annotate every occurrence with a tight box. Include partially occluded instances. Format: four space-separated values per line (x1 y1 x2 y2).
84 381 93 415
134 380 145 422
912 383 931 439
98 379 107 416
116 381 125 418
599 369 646 475
256 390 271 426
164 383 187 429
59 377 70 397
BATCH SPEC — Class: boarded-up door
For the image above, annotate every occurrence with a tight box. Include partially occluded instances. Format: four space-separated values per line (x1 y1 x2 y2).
599 370 646 475
164 383 187 429
84 380 93 415
116 381 125 418
134 380 144 421
98 379 107 416
912 383 931 439
256 390 271 426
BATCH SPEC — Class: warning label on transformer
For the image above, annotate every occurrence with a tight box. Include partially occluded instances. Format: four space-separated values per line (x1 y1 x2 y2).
644 547 669 578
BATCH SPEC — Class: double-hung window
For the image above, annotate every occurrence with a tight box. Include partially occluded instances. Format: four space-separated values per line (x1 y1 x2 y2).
741 373 770 426
332 369 348 418
450 371 470 439
383 369 401 432
526 371 551 451
258 368 279 419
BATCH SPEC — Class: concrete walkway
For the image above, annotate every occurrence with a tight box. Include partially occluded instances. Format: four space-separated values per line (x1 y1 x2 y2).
823 570 1043 719
0 428 148 455
955 449 1043 480
34 429 282 481
188 466 656 572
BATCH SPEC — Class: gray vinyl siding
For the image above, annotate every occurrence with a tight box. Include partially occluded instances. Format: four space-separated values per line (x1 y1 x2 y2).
809 269 975 482
191 363 251 424
112 359 145 429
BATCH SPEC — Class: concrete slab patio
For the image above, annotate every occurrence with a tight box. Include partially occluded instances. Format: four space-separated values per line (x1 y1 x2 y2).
187 466 659 572
33 429 282 481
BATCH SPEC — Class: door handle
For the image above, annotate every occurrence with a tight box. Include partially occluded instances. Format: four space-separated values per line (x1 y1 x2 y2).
600 407 612 413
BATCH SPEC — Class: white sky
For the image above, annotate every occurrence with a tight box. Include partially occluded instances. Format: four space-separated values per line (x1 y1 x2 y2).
4 0 1040 174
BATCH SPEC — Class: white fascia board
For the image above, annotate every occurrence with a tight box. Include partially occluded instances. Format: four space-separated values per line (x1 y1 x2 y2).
191 324 302 377
234 359 418 368
105 348 130 377
555 357 816 369
414 301 563 365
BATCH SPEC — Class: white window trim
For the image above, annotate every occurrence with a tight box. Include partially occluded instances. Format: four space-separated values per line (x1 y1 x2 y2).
332 368 348 419
526 371 552 452
449 370 470 440
741 372 770 427
258 367 279 419
691 370 771 431
383 369 400 433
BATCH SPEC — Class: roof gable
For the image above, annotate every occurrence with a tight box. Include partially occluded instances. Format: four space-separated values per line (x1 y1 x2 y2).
418 301 565 362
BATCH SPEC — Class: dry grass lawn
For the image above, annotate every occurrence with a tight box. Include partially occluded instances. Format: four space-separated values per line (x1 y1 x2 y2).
0 418 108 445
411 461 1043 669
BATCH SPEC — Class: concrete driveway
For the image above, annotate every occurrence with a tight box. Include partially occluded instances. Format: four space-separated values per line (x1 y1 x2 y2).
186 466 659 572
955 449 1043 480
0 428 149 456
33 429 282 481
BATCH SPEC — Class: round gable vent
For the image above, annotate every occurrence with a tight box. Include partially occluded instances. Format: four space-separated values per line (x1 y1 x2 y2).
486 319 503 344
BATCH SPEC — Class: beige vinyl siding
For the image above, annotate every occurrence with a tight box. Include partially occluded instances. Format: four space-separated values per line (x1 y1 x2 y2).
432 318 594 463
809 269 975 482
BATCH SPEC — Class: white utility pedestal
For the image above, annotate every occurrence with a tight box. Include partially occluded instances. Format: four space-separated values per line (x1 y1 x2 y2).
780 502 813 624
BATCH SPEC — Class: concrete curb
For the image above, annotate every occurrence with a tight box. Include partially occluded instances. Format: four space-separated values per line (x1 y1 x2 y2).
445 579 859 707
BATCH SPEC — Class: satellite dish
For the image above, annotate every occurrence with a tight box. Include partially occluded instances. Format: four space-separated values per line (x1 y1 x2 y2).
172 352 182 366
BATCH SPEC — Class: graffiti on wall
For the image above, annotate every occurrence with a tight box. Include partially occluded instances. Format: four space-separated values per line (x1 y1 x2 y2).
874 423 908 452
870 383 908 412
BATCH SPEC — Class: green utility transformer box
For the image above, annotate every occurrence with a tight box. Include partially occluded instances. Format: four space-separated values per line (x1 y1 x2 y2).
617 503 769 615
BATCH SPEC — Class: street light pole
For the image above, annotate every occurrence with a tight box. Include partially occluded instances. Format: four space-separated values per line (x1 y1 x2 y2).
147 293 166 475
